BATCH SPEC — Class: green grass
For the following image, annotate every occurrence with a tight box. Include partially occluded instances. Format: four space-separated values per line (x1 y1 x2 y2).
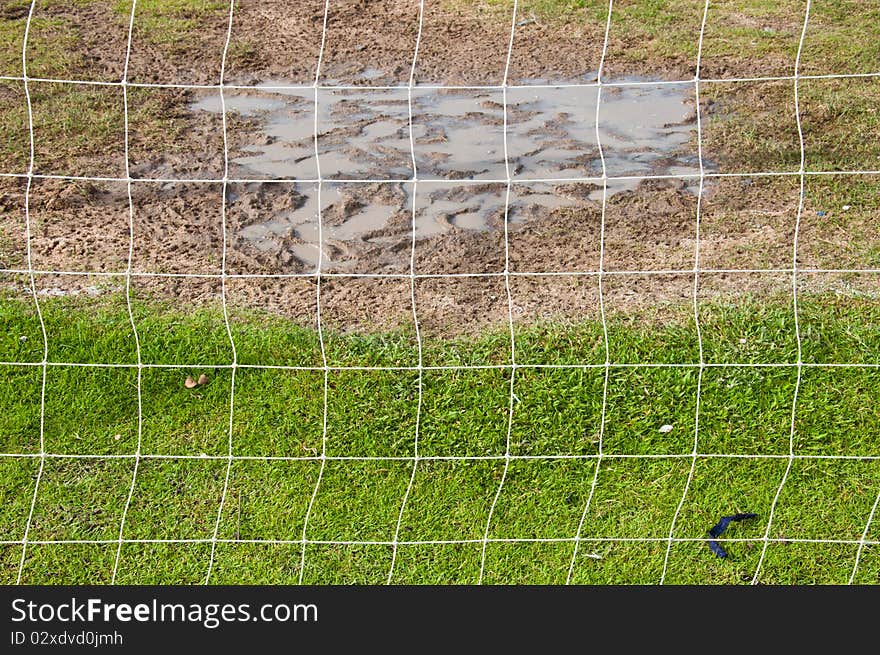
0 0 227 76
469 0 880 76
0 79 203 178
111 0 228 50
0 0 232 175
1 292 879 584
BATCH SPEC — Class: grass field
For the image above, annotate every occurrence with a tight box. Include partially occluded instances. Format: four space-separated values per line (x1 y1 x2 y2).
1 292 879 584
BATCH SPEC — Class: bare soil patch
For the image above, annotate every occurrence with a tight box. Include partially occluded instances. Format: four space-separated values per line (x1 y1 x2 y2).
1 1 878 337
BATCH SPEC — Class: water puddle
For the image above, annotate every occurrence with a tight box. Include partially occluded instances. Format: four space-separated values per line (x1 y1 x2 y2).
195 74 709 270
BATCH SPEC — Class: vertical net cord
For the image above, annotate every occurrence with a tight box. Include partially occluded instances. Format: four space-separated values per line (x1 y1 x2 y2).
566 0 614 585
659 0 711 584
298 0 332 585
15 0 50 585
204 0 239 584
110 0 143 584
386 0 426 584
850 490 880 583
751 0 812 585
477 0 519 585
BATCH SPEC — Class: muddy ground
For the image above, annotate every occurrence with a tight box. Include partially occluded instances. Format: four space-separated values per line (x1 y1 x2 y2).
1 1 878 337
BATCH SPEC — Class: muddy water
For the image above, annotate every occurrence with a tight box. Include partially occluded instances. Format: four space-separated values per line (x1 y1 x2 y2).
194 77 704 270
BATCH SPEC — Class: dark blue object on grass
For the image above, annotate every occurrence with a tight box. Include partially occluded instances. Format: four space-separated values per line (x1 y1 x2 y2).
707 513 758 559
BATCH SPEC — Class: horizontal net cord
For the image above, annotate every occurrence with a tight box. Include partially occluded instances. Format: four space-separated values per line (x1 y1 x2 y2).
2 362 878 370
1 70 879 90
4 170 880 184
1 537 876 547
4 268 880 278
2 452 878 462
